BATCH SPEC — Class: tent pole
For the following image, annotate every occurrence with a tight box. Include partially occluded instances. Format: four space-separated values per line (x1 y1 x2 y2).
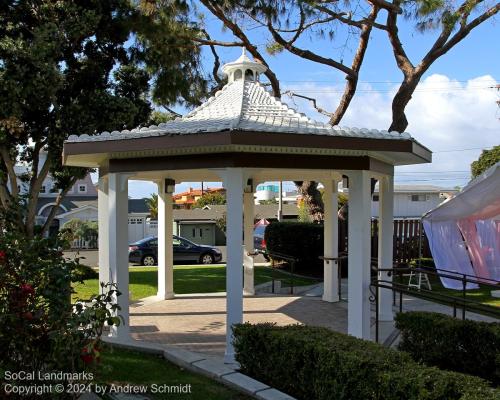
418 218 423 267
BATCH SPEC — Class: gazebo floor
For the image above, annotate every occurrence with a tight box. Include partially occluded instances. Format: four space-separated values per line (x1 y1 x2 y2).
128 288 497 358
130 294 350 357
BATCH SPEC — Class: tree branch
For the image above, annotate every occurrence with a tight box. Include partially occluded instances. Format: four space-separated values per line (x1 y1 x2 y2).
0 146 18 198
386 1 414 75
199 0 282 97
25 153 51 237
283 91 333 117
0 182 12 209
191 37 245 47
201 29 225 94
40 176 78 236
266 18 355 77
329 6 379 125
418 2 500 72
367 0 402 13
313 5 388 31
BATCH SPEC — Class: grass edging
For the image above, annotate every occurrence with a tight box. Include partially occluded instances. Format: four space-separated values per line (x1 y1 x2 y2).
101 337 296 399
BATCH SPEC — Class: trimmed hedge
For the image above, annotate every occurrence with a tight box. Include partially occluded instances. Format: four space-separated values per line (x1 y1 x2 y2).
264 222 323 271
233 323 500 400
71 264 98 281
395 312 500 385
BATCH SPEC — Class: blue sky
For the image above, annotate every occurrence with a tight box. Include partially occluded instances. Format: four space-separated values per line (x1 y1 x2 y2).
126 7 499 198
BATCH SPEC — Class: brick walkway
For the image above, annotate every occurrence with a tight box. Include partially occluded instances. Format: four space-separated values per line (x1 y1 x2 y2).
130 294 348 357
129 282 498 357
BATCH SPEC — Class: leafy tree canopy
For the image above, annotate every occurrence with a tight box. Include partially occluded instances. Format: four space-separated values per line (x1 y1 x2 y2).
0 0 208 237
193 191 226 208
145 193 158 219
471 146 500 178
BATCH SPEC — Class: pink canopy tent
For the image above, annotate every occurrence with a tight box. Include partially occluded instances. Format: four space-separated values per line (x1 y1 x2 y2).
423 162 500 289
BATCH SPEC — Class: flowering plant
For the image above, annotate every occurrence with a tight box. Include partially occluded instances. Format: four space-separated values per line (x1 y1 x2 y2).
0 204 121 398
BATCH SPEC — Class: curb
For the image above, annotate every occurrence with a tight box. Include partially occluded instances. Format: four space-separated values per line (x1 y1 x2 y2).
102 338 296 400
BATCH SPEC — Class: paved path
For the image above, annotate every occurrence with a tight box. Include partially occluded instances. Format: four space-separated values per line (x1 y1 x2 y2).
130 278 497 357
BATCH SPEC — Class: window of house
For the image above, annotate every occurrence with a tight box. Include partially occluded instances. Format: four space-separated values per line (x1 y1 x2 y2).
410 194 428 202
40 185 46 194
78 184 87 193
372 195 379 202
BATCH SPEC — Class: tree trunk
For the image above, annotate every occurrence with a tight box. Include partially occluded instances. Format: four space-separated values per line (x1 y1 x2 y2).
329 76 358 125
388 74 422 133
294 181 324 222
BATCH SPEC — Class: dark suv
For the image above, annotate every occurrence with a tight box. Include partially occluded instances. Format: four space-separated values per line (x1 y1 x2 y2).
129 236 223 266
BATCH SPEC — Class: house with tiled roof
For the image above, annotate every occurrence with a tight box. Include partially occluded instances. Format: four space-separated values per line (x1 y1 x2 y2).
173 187 225 209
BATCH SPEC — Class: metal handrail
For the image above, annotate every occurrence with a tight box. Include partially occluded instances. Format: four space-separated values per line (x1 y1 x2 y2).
264 250 299 294
371 266 500 343
379 266 500 288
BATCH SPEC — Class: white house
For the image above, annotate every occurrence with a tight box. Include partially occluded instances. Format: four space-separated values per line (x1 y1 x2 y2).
371 184 456 218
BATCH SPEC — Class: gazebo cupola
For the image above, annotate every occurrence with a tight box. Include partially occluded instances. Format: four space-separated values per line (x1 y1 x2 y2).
63 50 432 363
222 48 267 83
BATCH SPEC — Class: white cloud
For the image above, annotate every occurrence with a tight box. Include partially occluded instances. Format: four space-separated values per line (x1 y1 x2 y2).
286 74 499 187
127 75 497 197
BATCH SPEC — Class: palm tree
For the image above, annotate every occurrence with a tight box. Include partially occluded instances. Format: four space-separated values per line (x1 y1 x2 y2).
145 193 158 219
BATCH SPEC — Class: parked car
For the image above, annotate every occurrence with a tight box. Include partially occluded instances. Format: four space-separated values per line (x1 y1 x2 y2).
128 236 223 266
253 224 270 260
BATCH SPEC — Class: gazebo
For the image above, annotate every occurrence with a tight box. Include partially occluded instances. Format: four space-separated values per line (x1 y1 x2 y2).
63 51 432 362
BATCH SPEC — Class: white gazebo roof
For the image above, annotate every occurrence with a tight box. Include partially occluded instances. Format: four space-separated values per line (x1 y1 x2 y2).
66 52 412 144
63 50 431 170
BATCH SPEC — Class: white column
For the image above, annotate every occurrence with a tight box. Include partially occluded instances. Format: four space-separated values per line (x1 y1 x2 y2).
243 191 255 295
98 173 109 286
322 179 340 302
347 170 371 339
157 180 175 300
108 172 130 340
224 168 244 363
378 174 394 321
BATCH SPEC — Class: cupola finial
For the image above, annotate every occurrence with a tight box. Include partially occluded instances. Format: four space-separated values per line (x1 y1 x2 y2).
222 49 267 83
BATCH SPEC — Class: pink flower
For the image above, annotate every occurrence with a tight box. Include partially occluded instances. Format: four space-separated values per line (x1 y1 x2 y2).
20 284 35 296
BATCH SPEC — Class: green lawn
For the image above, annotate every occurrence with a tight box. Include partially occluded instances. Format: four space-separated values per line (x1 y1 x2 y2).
396 273 500 308
430 279 500 308
95 347 250 400
73 264 318 301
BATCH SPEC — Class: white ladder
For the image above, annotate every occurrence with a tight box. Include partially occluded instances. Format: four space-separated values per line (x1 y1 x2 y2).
408 270 432 290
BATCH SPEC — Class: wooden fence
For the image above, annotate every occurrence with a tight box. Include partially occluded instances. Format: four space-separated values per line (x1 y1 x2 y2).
338 218 431 264
71 235 98 250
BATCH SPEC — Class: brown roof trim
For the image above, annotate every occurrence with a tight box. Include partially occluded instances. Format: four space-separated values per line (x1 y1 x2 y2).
108 152 391 173
63 130 420 157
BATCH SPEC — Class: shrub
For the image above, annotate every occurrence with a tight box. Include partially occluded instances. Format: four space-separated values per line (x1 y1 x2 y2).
264 222 323 271
395 311 500 385
72 264 99 281
409 257 435 269
0 204 121 397
233 323 499 400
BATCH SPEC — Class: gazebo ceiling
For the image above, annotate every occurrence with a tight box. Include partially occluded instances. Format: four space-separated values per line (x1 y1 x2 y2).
63 50 431 170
